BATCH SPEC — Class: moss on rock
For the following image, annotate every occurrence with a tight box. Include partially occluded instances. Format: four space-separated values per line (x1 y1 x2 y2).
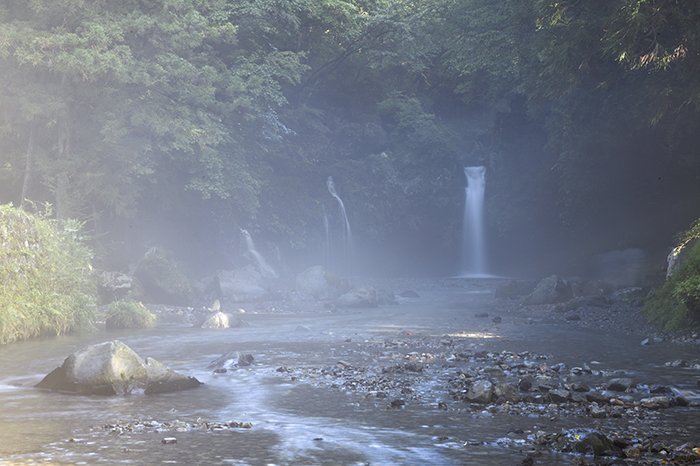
105 300 157 330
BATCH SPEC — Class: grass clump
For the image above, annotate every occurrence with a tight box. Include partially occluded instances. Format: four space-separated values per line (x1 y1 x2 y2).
645 241 700 330
0 204 96 344
105 300 156 330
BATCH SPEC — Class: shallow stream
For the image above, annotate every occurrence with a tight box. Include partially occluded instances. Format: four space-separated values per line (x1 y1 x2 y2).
1 278 699 464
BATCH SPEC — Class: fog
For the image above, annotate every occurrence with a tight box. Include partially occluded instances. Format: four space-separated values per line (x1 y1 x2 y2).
1 1 700 464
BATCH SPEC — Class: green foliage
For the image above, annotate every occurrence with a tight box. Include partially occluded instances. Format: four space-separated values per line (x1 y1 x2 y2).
133 247 192 305
0 203 95 344
645 242 700 330
105 300 156 330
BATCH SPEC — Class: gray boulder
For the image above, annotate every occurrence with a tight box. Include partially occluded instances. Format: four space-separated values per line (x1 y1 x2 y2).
201 311 230 329
336 288 379 308
466 379 494 404
216 268 267 302
524 275 573 305
36 340 201 395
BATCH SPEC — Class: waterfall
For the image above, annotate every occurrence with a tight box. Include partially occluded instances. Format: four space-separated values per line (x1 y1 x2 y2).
461 166 487 277
322 206 331 267
326 176 352 247
326 176 353 265
240 229 278 279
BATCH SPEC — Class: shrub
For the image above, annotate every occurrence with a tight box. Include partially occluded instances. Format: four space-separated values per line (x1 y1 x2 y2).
0 204 96 344
105 300 157 330
133 247 192 305
644 241 700 330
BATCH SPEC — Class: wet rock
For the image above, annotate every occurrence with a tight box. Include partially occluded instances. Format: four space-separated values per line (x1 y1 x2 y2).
200 311 229 329
474 312 489 318
573 432 613 456
492 316 502 324
161 437 177 444
606 378 634 392
564 312 581 321
295 325 311 332
389 399 405 409
524 275 573 306
589 405 607 418
494 383 520 403
585 392 609 404
666 359 690 367
466 380 494 404
398 290 420 298
549 389 571 402
37 340 202 396
639 396 673 409
623 446 641 458
569 382 590 392
518 375 534 392
238 354 254 367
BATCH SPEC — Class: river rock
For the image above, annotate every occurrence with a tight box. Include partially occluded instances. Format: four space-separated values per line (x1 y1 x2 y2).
494 383 520 403
466 380 494 403
524 275 573 305
549 389 571 402
606 378 634 392
336 288 379 308
574 432 613 456
640 396 673 409
201 311 230 329
36 340 201 395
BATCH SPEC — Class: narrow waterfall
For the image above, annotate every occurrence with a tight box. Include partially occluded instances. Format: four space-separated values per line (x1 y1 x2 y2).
240 228 278 278
326 176 353 261
322 206 331 267
461 166 487 277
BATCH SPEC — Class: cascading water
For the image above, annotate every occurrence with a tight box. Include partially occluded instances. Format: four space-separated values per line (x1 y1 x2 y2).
327 176 352 247
326 176 353 271
240 228 278 279
322 206 331 267
461 166 487 277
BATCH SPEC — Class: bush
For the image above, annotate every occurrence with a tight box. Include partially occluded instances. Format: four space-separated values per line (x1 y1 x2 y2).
105 300 156 330
0 204 96 344
133 247 192 305
644 241 700 330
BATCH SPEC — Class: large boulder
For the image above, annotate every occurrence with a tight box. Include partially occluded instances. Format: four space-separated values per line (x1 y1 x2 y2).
201 311 230 329
524 275 573 305
216 268 267 302
36 340 201 395
336 288 379 308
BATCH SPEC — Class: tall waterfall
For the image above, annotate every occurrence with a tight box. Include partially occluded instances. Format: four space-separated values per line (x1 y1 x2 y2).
326 176 353 252
240 228 278 279
461 166 487 277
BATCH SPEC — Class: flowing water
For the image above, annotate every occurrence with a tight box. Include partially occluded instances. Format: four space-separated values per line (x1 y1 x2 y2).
461 166 487 277
240 229 278 279
326 176 353 272
1 279 699 465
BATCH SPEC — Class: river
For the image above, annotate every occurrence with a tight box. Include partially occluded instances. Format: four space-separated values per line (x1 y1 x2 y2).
0 278 698 464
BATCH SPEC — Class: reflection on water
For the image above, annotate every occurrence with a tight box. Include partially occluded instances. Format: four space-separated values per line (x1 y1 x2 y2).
0 279 699 464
